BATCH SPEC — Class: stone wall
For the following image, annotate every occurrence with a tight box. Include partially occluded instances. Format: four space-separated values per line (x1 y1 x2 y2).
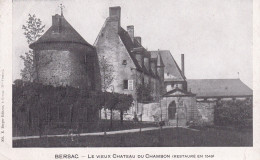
36 49 92 89
94 18 137 97
141 102 161 121
196 101 215 126
161 96 198 126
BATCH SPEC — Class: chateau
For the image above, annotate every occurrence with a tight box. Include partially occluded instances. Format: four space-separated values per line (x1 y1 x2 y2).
94 7 166 116
29 6 253 126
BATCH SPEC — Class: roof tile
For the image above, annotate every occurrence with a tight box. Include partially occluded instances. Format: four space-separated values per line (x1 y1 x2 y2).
150 50 185 81
187 79 253 98
30 14 93 49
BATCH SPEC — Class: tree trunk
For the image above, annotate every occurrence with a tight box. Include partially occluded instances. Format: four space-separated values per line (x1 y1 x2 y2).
120 110 123 124
70 106 73 128
110 108 113 128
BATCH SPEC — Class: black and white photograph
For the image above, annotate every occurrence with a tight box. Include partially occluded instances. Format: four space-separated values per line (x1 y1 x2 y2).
10 0 254 148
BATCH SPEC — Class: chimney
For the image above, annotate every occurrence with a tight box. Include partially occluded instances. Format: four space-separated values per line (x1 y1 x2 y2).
134 37 141 45
127 25 134 42
52 14 62 33
109 6 121 26
181 54 185 76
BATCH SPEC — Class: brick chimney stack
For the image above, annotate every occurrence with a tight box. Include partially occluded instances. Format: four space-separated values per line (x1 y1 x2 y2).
52 14 62 33
127 25 134 42
109 6 121 26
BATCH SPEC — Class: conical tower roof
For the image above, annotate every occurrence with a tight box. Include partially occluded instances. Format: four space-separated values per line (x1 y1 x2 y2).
29 14 93 49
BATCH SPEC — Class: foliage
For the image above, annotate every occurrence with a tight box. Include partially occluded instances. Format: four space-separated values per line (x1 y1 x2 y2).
22 14 45 44
13 81 103 130
103 92 133 112
103 92 133 124
214 99 253 127
99 55 114 91
20 14 45 82
136 83 153 103
20 50 34 81
114 94 134 112
13 80 133 132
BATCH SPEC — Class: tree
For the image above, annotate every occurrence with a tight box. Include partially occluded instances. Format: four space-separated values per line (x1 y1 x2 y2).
99 55 114 91
103 92 118 128
215 99 253 127
104 92 133 127
114 94 134 123
136 83 153 103
20 14 45 82
99 55 115 119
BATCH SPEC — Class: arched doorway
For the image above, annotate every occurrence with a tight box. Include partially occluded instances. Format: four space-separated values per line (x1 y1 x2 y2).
168 101 176 119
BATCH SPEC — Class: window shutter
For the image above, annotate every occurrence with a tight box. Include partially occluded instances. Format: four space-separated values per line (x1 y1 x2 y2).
128 80 134 90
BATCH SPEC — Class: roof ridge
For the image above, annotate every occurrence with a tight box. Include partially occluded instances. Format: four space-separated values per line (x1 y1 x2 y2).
94 18 109 46
187 79 252 98
150 50 170 52
168 51 186 80
187 79 240 80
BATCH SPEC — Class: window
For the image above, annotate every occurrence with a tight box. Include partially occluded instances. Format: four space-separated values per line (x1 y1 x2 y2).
123 80 128 89
122 60 127 65
123 80 134 90
128 80 133 90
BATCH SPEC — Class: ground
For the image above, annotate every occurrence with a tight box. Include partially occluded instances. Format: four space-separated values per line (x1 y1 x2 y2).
13 126 252 147
13 120 158 137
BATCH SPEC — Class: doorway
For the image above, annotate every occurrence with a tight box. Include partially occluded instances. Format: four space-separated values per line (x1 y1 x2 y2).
168 101 176 119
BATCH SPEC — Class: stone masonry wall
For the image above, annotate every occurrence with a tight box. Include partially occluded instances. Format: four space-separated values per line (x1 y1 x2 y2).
37 49 91 89
95 17 162 120
160 96 198 126
196 101 215 126
95 18 137 98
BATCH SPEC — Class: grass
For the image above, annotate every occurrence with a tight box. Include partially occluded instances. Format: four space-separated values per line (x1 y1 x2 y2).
13 126 253 147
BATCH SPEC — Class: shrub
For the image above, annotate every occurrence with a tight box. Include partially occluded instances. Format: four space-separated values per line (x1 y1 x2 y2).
214 99 253 127
13 80 134 134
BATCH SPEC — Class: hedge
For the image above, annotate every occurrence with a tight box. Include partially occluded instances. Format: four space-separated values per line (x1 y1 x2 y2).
214 99 253 128
13 80 133 134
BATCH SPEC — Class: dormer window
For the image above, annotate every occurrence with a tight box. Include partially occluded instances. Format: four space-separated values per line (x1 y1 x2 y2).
122 60 127 65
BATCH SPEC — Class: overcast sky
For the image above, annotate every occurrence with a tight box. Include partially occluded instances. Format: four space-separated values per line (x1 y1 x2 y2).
13 0 252 88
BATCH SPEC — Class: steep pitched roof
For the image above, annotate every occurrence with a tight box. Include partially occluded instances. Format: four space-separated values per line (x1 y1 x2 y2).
150 50 185 81
118 27 142 71
187 79 253 98
118 27 155 77
157 53 165 67
30 14 93 49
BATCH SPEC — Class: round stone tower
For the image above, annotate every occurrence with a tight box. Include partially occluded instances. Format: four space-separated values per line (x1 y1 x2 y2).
29 14 99 90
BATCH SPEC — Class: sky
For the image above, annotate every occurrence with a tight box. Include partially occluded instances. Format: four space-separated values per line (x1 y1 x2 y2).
13 0 253 88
